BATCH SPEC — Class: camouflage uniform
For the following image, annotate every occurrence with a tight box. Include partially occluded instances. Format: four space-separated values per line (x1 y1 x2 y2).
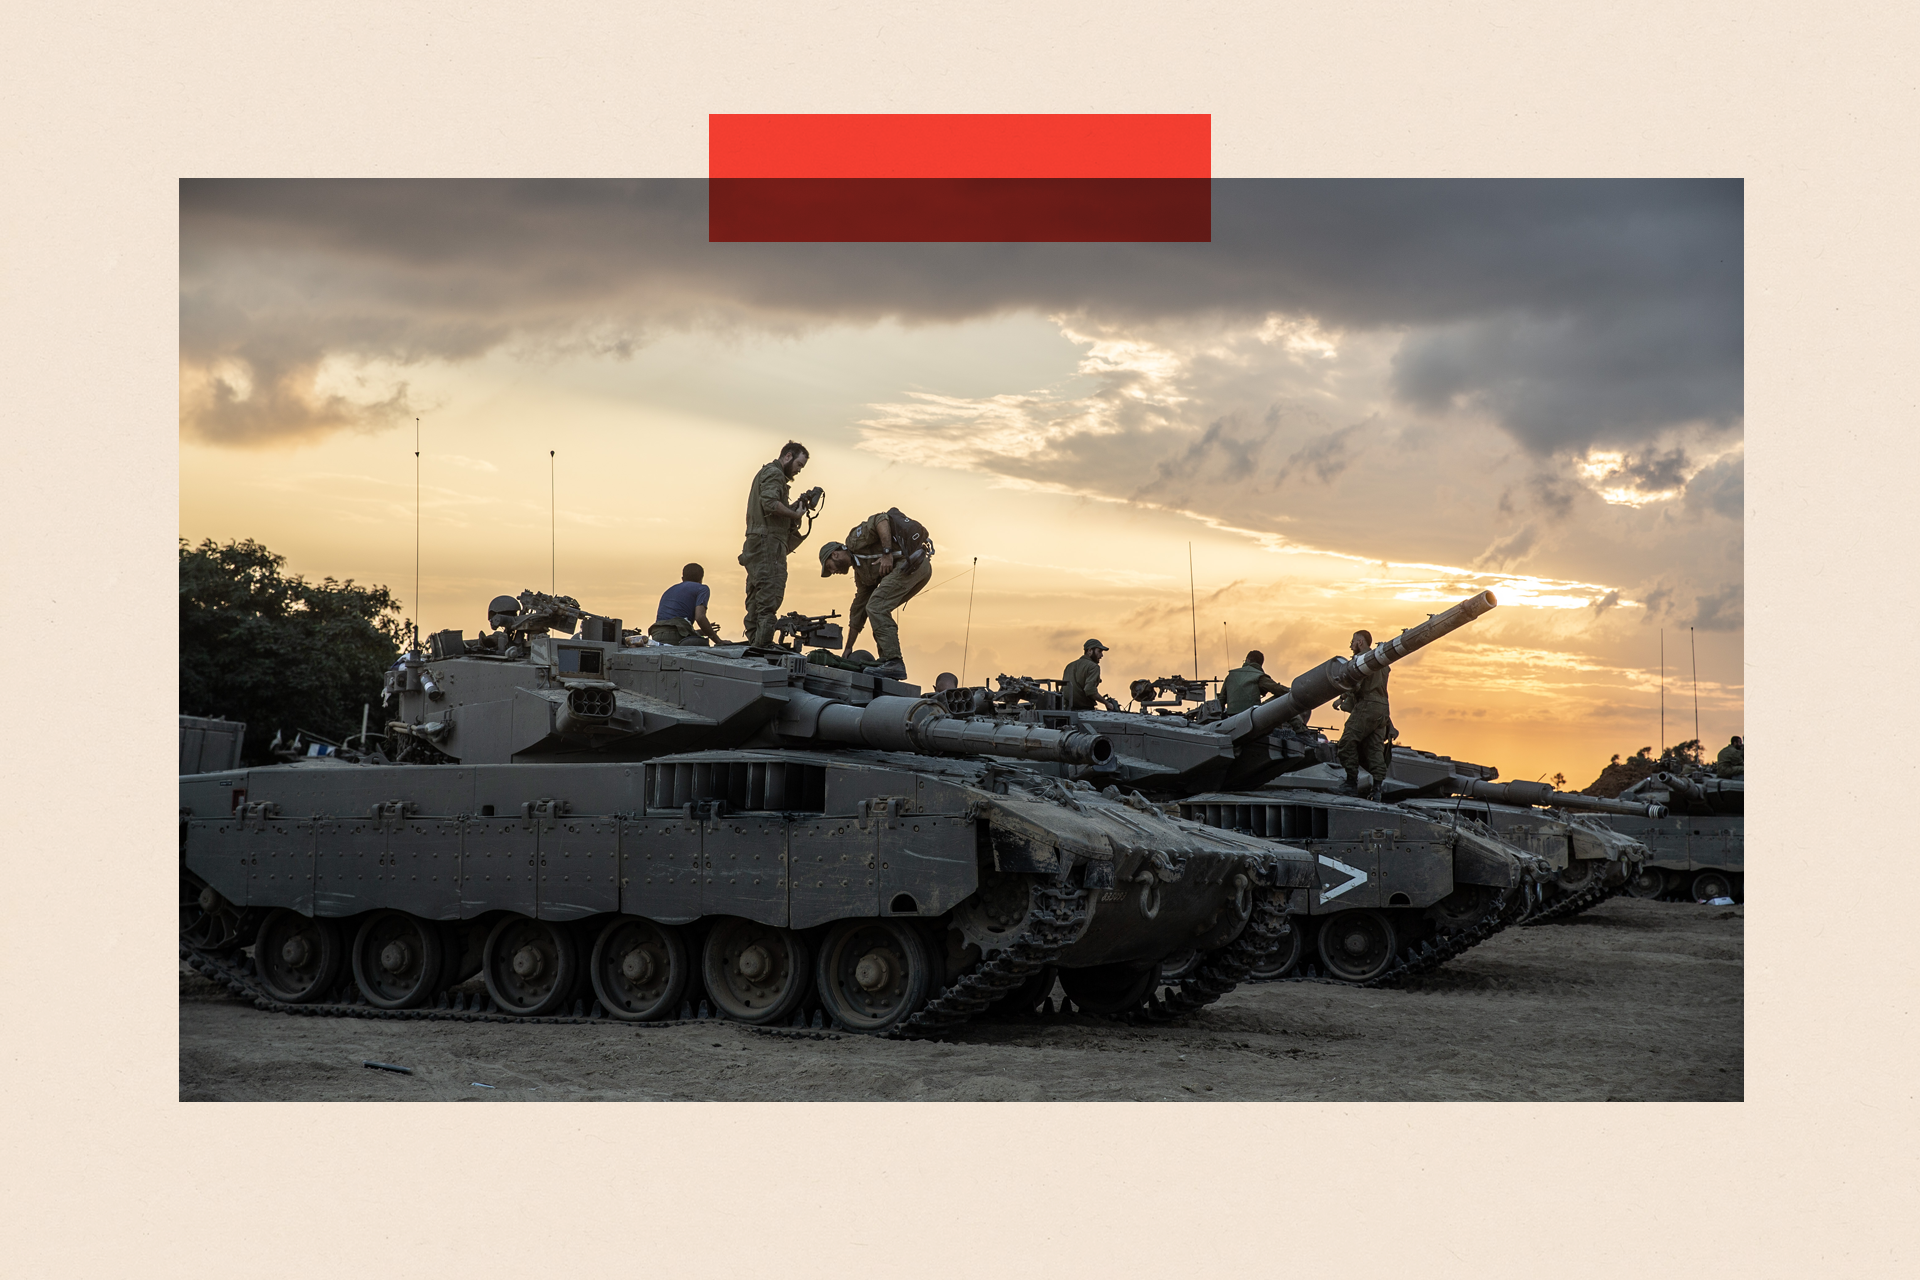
1714 739 1744 778
739 459 802 647
1220 662 1307 731
1335 667 1392 785
841 511 933 665
647 618 706 646
1062 655 1104 710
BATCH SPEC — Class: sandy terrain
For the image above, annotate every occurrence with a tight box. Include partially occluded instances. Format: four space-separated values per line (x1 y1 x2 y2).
179 896 1741 1101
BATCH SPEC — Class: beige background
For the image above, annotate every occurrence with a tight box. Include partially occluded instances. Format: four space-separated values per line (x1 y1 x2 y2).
3 1 1914 1275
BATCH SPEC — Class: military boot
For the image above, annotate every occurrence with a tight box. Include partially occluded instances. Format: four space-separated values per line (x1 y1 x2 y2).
864 658 908 681
1339 768 1363 797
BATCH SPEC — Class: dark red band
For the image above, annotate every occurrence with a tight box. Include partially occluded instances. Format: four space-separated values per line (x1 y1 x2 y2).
708 177 1211 243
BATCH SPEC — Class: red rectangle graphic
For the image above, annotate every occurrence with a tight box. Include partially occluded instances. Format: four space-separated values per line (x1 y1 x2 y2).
710 114 1210 179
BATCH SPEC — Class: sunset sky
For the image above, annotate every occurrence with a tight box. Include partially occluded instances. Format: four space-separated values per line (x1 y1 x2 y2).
179 179 1743 787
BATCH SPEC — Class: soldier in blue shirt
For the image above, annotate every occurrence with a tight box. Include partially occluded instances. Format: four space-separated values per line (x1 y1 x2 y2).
649 563 722 646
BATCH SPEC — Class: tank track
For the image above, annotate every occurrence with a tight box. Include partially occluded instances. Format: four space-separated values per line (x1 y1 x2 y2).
179 942 843 1040
1521 876 1627 926
1278 889 1516 989
889 883 1090 1040
1122 886 1291 1023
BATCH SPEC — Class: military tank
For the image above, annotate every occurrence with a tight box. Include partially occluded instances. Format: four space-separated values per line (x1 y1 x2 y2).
928 591 1562 988
179 590 1310 1035
1603 771 1743 902
1369 746 1663 921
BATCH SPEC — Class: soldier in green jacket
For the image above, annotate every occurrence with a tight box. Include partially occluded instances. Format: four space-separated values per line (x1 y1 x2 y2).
737 441 817 647
1219 649 1307 731
818 506 935 680
1714 735 1744 777
1334 629 1393 795
1062 639 1112 710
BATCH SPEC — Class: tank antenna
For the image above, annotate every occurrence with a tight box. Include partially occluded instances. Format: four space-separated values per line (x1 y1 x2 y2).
961 556 978 686
549 449 556 595
1188 542 1198 680
1222 620 1228 675
413 417 420 649
1659 628 1665 757
1691 626 1699 755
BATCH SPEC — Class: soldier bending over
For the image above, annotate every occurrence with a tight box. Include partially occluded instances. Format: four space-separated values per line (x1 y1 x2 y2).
818 506 934 680
1221 649 1307 732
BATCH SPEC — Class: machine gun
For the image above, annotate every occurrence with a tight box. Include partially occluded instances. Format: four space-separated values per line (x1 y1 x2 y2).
503 590 585 638
773 609 844 652
1130 675 1211 710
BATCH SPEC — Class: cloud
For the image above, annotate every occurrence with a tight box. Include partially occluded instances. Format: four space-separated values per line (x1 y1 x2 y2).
1274 420 1369 487
1684 450 1744 520
181 178 1742 454
1692 582 1743 631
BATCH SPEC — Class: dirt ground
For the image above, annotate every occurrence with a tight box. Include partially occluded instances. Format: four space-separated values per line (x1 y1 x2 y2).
179 896 1741 1101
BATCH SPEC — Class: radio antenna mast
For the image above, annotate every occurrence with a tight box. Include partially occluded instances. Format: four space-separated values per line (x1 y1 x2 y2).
961 557 978 686
1188 542 1199 680
1691 626 1700 753
549 450 556 595
413 417 420 649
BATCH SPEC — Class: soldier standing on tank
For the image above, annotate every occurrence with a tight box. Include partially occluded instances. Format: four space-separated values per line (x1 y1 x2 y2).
649 563 722 646
739 441 816 648
1062 639 1113 711
1335 629 1392 796
1714 734 1744 777
817 506 934 680
1220 649 1307 732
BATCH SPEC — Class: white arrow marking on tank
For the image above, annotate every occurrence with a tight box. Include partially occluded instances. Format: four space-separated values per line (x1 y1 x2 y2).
1317 854 1368 905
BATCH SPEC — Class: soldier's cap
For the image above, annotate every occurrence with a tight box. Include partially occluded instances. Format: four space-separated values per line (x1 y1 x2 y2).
1084 638 1108 653
487 594 520 620
818 540 846 574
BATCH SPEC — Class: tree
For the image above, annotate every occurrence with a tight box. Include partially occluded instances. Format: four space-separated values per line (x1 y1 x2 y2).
180 538 408 764
1550 772 1566 789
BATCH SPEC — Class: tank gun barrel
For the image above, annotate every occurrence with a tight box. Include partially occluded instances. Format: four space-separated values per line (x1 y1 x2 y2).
782 694 1113 766
1459 778 1666 820
1216 590 1500 744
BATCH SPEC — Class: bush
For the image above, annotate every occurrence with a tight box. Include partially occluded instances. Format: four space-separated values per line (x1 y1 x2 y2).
179 538 408 764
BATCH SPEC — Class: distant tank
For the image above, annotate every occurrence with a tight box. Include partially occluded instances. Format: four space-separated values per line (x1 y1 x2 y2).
1605 771 1744 902
1373 746 1661 920
932 591 1560 987
179 590 1309 1034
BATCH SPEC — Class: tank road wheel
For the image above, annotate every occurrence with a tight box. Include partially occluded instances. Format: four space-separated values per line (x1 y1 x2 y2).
702 918 812 1024
1058 962 1160 1016
589 917 690 1022
350 911 449 1009
990 963 1059 1016
1316 909 1398 984
1556 858 1599 893
1248 918 1305 981
815 919 933 1033
1691 870 1734 902
254 909 344 1003
180 872 251 953
1626 866 1669 899
483 916 580 1017
1159 948 1201 982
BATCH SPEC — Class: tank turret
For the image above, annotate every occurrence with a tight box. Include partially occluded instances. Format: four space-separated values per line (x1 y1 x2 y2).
382 607 1108 770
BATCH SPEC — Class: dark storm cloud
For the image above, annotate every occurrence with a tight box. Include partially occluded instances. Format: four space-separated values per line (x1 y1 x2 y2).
181 178 1742 449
